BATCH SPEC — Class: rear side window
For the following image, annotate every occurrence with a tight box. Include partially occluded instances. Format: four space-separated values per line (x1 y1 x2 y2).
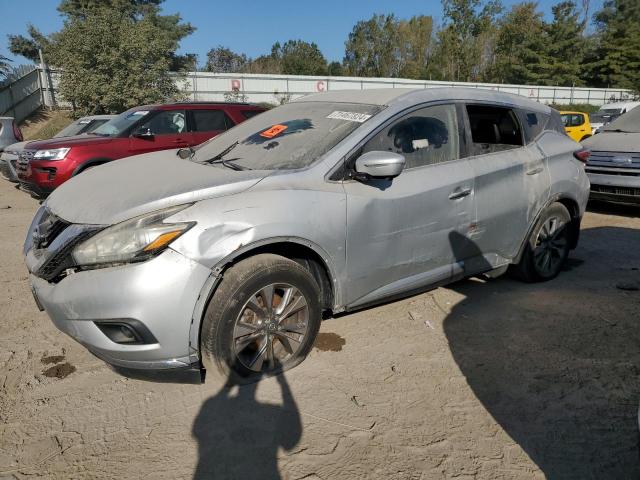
192 109 231 132
466 105 523 154
519 110 549 143
241 110 263 120
546 110 567 135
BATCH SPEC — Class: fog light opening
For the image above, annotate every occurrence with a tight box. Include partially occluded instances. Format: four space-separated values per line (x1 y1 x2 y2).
94 320 157 345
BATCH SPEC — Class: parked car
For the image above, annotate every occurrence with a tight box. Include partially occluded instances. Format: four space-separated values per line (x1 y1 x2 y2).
582 106 640 204
1 114 115 183
589 101 640 135
24 88 590 383
16 102 266 198
0 116 23 152
560 111 592 142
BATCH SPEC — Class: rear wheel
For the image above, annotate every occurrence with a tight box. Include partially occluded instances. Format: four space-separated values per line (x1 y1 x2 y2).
512 203 572 282
200 254 321 383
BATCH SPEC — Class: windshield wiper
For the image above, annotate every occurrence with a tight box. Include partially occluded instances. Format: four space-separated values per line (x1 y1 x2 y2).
205 141 238 163
214 158 249 171
203 141 250 170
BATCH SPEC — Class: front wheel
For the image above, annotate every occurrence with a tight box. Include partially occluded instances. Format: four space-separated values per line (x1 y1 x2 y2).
512 203 572 282
200 253 322 383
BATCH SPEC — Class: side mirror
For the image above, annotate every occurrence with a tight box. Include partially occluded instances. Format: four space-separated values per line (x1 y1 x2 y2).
354 151 405 179
133 127 154 139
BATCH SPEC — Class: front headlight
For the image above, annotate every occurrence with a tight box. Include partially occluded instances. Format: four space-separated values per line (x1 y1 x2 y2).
33 148 71 161
72 204 195 267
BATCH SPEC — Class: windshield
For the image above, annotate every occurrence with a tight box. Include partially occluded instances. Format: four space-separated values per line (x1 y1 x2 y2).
92 109 151 136
590 112 620 124
603 106 640 133
53 118 111 138
192 101 382 170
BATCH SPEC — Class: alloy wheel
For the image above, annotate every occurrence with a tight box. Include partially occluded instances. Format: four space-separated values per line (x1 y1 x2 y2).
232 283 310 373
533 216 568 277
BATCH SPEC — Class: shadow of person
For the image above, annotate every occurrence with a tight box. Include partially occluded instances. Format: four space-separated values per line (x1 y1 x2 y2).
192 371 301 480
444 228 640 479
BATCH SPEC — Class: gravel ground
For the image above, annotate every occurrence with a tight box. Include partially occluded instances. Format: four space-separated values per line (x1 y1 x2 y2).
1 179 639 480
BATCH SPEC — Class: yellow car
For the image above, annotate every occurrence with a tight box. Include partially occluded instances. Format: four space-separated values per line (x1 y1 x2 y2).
560 111 592 142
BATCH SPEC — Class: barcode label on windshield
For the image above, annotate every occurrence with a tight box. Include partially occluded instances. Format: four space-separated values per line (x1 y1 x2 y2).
326 111 372 123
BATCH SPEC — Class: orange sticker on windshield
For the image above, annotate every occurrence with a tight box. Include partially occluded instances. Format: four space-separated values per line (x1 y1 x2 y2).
260 124 288 138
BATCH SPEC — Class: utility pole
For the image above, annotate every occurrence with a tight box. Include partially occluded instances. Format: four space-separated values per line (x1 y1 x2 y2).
38 48 56 108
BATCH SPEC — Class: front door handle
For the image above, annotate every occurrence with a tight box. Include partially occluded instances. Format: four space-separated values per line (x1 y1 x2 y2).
526 167 544 176
448 187 472 200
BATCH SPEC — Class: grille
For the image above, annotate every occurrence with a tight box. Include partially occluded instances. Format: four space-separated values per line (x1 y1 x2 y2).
17 150 35 173
588 151 640 171
32 209 70 250
36 230 96 282
591 185 640 197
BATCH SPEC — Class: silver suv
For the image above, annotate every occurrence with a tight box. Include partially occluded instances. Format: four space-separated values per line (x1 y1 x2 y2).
24 88 590 382
583 107 640 204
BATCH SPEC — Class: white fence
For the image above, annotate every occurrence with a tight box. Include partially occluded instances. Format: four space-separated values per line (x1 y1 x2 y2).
182 72 634 106
1 67 635 122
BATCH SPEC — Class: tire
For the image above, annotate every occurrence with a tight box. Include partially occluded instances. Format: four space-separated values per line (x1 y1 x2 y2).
511 202 572 282
200 253 322 383
580 135 592 142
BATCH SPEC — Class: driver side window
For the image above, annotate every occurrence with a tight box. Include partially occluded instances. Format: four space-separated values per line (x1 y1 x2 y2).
140 110 186 135
362 104 460 169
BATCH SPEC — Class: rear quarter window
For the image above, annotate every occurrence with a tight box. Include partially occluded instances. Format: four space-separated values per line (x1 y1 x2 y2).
241 110 263 120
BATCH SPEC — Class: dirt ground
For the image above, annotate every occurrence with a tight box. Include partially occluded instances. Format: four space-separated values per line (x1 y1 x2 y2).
1 179 639 480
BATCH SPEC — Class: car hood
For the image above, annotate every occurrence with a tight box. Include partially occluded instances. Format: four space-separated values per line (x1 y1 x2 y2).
46 149 270 225
582 131 640 153
3 140 34 153
26 134 113 150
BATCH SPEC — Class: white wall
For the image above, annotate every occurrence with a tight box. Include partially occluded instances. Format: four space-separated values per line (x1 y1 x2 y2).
182 72 634 106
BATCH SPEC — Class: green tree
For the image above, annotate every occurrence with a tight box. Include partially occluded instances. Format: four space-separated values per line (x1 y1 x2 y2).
279 40 328 75
0 55 12 78
430 0 502 82
8 25 52 63
343 14 402 77
546 1 590 86
585 0 640 90
50 4 192 114
205 46 249 73
327 61 344 76
489 2 553 85
8 0 194 71
397 16 434 78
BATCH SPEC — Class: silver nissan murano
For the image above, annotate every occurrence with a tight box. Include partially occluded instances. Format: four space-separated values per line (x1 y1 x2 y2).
24 88 590 382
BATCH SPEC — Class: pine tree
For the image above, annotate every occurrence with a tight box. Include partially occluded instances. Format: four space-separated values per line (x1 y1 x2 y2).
546 1 590 87
585 0 640 91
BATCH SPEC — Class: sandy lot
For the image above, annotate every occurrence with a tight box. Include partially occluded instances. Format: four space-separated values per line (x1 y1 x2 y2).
1 179 639 479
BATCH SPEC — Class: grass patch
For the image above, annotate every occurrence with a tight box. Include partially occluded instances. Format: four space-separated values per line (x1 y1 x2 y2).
20 108 74 141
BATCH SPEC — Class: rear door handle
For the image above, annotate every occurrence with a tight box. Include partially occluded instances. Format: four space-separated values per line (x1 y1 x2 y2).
448 187 472 200
526 167 544 176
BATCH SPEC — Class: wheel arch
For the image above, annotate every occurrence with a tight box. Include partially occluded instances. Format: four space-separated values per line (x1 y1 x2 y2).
188 237 339 364
72 157 112 176
513 195 582 264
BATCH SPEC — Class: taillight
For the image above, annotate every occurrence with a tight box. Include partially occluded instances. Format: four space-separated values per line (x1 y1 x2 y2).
573 149 590 163
12 121 23 142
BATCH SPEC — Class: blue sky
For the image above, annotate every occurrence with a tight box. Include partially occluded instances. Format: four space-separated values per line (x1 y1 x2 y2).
0 0 603 67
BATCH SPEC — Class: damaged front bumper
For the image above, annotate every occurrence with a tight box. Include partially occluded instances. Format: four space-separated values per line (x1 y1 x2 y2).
28 248 212 372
